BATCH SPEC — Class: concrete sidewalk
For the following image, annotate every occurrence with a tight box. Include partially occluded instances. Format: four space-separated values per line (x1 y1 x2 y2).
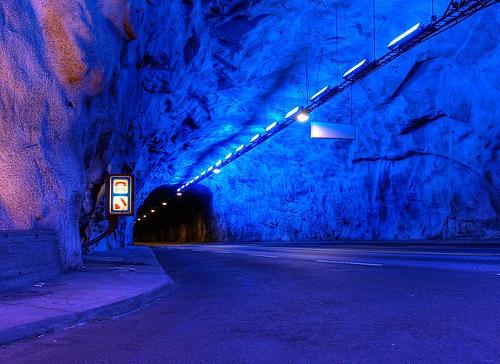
0 246 175 345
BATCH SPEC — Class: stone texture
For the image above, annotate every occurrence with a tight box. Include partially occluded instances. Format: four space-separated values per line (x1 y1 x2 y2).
0 1 499 264
0 0 133 267
0 230 60 291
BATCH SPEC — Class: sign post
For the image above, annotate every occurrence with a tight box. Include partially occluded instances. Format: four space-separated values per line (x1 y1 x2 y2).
108 175 134 216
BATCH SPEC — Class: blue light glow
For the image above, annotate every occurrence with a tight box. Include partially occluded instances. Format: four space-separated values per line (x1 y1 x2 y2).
213 168 221 174
388 22 423 49
296 112 310 123
236 144 245 152
342 59 367 79
266 121 278 132
310 86 329 101
207 166 214 172
286 106 300 118
250 134 260 142
225 153 232 160
215 160 222 167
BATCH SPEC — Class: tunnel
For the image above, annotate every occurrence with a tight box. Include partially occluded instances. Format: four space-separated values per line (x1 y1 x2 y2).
134 185 215 243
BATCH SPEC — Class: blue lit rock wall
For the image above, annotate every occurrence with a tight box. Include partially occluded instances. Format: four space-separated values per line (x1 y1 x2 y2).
123 0 499 242
199 2 500 241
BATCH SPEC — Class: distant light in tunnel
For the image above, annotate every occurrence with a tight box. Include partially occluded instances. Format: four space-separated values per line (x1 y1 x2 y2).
250 134 260 143
208 166 214 172
342 58 368 79
151 209 156 213
215 160 222 167
236 144 245 152
143 215 147 218
201 171 206 176
296 112 310 123
137 218 141 221
177 192 182 196
388 22 423 49
162 202 167 206
286 106 300 119
265 121 277 132
225 153 232 160
310 86 329 101
213 168 221 174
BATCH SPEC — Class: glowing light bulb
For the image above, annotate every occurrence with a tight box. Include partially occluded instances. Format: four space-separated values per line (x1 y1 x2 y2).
310 86 329 101
286 106 300 118
213 168 221 174
266 121 277 132
296 112 310 123
388 22 423 49
343 59 368 79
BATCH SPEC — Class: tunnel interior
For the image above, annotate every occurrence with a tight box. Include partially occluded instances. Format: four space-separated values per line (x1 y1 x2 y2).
134 185 215 243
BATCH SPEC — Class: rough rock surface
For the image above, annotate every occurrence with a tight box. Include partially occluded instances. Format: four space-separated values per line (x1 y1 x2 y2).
128 0 500 242
0 0 133 268
0 1 499 266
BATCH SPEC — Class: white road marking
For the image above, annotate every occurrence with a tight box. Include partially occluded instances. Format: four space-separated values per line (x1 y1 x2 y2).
217 251 231 254
252 254 278 258
316 259 383 267
254 247 500 257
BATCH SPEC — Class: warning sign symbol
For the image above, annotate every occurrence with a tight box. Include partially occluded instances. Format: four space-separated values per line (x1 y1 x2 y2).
109 175 133 215
112 196 129 211
113 179 129 194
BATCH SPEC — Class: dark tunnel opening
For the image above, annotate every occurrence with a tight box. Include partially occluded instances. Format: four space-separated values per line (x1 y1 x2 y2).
134 185 215 243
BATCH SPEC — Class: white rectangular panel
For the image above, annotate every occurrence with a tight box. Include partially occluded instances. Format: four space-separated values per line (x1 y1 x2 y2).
311 122 355 140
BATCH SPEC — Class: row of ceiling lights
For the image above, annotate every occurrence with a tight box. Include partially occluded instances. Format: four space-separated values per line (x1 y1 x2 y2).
176 21 429 195
136 1 496 223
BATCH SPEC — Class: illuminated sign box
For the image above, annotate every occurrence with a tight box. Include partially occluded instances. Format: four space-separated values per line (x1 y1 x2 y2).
311 122 356 140
108 175 134 216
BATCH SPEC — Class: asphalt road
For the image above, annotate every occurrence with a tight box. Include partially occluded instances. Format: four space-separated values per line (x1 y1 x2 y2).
2 243 500 363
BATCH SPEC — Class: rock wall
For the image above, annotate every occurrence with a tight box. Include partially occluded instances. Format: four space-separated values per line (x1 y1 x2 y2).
0 0 133 268
200 2 500 241
122 0 499 242
1 0 499 264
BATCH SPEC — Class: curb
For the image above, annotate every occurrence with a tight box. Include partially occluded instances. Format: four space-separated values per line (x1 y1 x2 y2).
0 243 177 348
0 279 176 346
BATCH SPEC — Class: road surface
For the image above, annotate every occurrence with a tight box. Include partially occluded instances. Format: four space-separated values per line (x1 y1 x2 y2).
1 243 500 363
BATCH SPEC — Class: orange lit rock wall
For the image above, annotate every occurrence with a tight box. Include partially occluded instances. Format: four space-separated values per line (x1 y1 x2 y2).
0 0 133 268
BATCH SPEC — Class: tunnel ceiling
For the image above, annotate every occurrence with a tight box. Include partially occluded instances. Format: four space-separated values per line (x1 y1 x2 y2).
0 0 499 266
